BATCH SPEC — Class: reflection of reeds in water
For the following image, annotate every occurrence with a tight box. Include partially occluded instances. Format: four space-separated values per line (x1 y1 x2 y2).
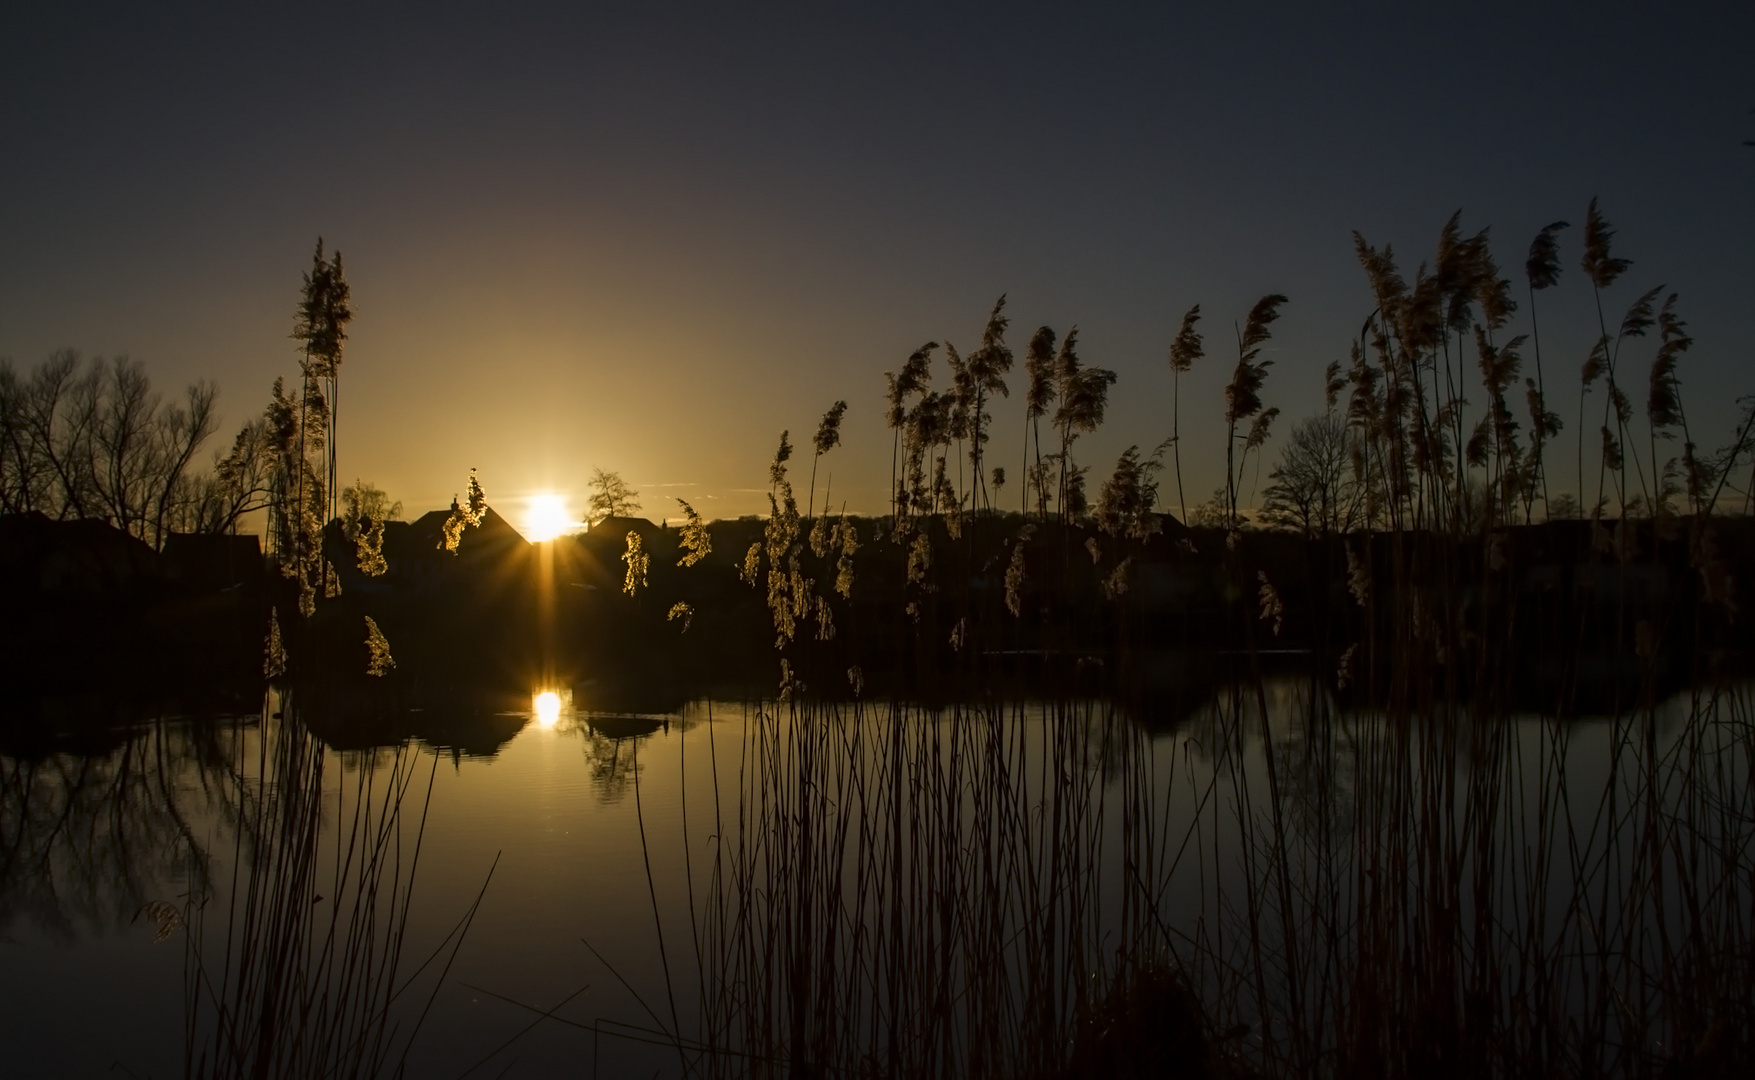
672 696 1214 1079
182 695 489 1079
656 679 1755 1078
1180 679 1755 1078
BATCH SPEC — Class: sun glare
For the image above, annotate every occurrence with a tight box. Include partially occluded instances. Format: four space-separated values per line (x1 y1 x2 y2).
534 691 562 727
524 493 575 542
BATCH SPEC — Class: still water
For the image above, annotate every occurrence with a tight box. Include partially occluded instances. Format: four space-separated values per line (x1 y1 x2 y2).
1 683 1745 1077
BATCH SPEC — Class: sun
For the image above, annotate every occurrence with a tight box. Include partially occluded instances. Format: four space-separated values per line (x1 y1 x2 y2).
523 493 576 542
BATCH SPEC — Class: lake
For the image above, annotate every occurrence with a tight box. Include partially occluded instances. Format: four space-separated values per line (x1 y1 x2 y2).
3 677 1750 1077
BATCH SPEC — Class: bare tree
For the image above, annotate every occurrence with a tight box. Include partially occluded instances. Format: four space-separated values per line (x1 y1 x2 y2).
0 351 218 548
587 469 641 521
1260 412 1364 538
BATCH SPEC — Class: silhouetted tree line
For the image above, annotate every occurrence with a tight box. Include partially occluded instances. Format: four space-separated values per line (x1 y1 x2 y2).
0 350 271 550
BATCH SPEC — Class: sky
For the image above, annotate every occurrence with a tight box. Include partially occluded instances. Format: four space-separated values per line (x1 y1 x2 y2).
3 1 1752 531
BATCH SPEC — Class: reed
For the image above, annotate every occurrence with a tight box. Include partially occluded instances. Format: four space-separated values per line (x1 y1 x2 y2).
620 202 1755 1077
180 695 489 1079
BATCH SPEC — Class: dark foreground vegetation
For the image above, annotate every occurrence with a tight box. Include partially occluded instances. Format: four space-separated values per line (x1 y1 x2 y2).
4 202 1754 1078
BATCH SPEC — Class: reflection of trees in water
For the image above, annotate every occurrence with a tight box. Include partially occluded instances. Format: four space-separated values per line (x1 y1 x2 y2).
1165 676 1360 840
182 698 477 1079
578 731 645 802
570 711 695 802
0 722 235 941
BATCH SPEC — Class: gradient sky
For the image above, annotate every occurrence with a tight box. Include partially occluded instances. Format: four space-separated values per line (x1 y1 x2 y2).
4 1 1752 531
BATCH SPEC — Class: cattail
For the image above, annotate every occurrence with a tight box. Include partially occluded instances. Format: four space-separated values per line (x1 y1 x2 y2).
666 601 694 633
364 616 394 676
1581 197 1632 290
264 607 286 678
674 499 712 566
324 560 341 598
622 531 649 597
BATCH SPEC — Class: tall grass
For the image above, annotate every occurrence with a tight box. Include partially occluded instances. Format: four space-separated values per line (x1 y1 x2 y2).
180 693 489 1080
647 670 1753 1079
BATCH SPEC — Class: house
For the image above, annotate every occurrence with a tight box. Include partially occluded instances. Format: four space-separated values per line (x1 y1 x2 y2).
161 533 263 591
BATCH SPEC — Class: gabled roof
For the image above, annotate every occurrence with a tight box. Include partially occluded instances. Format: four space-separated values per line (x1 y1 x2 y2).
404 504 529 557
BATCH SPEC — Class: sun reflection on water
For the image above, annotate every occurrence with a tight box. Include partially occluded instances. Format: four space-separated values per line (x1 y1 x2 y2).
533 691 562 727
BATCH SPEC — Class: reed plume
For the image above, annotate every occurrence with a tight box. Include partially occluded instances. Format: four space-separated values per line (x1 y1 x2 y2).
807 400 847 520
1581 197 1632 290
1023 326 1058 516
264 607 286 678
1167 304 1204 520
1051 328 1118 522
440 468 487 553
1225 295 1289 524
363 615 394 675
967 295 1014 511
675 498 712 566
1524 220 1569 510
622 531 650 597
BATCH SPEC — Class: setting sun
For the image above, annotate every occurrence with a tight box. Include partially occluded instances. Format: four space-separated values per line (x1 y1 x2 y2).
522 494 576 542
